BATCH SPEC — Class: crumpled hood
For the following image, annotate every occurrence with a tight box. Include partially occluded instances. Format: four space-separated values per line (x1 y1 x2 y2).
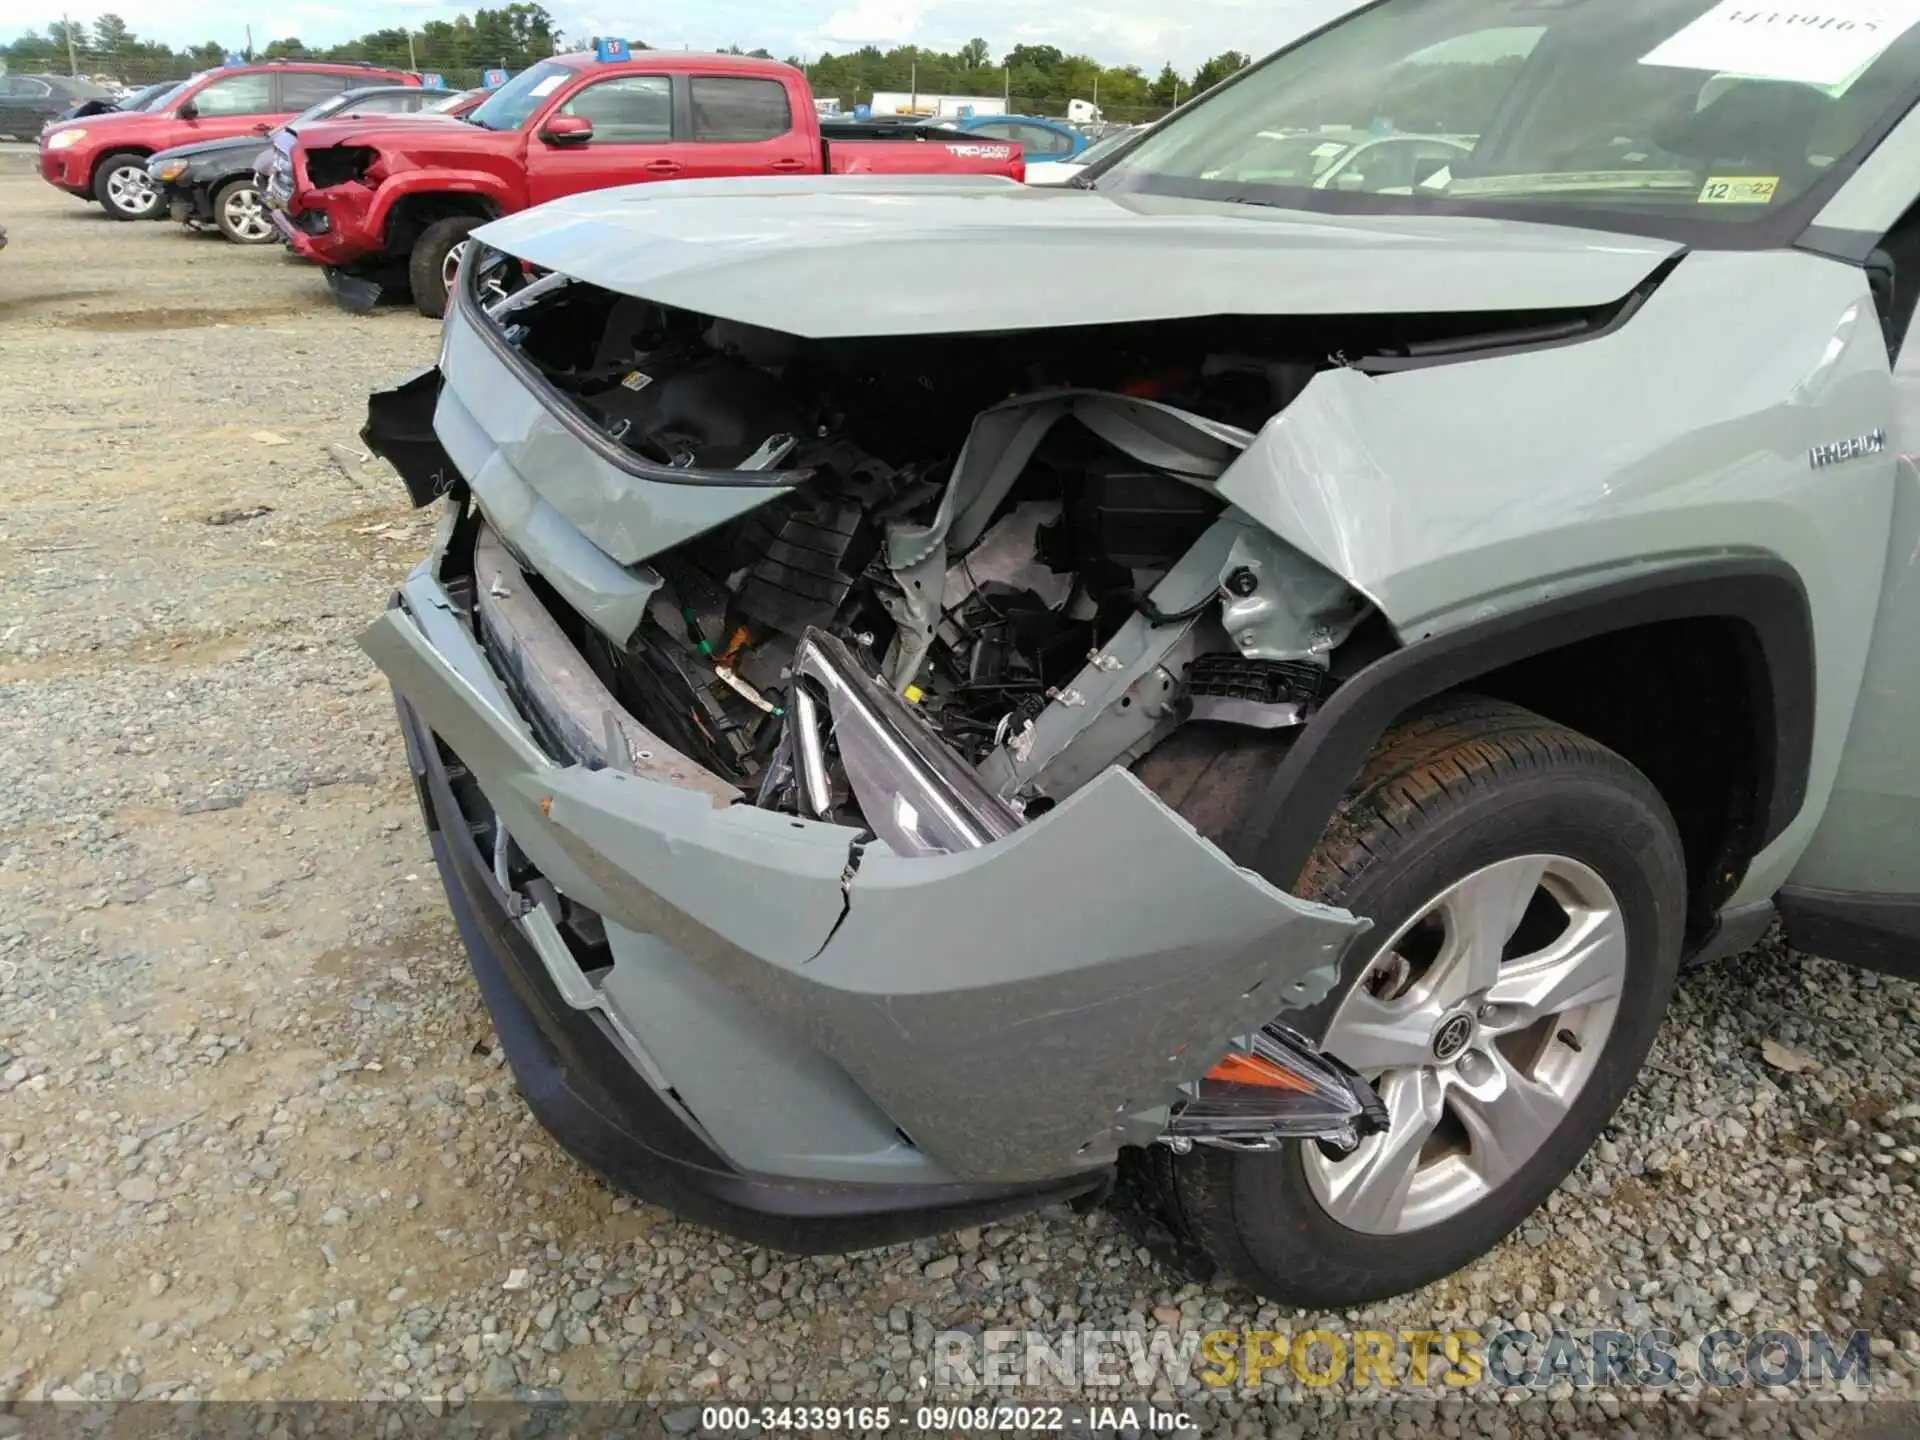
473 176 1683 338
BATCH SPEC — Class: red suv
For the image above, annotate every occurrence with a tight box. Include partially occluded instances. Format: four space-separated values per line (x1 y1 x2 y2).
40 61 417 221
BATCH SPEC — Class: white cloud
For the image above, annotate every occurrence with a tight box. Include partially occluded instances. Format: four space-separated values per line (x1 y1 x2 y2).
816 0 926 48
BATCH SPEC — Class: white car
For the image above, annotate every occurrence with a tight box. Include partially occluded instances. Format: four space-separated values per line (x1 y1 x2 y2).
1025 125 1147 186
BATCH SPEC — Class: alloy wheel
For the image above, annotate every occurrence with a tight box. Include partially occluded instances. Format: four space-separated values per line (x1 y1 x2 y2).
446 239 515 309
107 166 156 216
1303 854 1627 1235
441 238 469 293
222 185 273 242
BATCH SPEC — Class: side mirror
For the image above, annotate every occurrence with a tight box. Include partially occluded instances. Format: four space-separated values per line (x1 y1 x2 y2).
540 115 592 145
176 98 198 120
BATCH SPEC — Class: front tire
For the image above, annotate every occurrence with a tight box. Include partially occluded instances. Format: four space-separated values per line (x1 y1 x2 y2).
408 215 484 319
1158 697 1686 1308
213 177 275 244
94 153 162 221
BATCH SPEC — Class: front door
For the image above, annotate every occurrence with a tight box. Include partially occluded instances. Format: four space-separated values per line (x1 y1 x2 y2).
1781 106 1920 973
176 70 282 144
523 72 675 207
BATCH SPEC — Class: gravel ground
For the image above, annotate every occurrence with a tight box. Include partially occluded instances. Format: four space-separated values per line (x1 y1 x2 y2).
1 154 1918 1434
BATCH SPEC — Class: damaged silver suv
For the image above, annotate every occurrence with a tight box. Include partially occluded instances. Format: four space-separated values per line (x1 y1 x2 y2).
358 0 1920 1306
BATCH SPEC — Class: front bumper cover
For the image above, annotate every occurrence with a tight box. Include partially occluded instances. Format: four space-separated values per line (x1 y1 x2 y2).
280 179 383 269
39 148 86 193
395 684 1109 1249
361 565 1365 1187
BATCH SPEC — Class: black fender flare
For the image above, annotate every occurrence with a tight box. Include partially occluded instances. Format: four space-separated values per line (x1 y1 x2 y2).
1226 556 1816 888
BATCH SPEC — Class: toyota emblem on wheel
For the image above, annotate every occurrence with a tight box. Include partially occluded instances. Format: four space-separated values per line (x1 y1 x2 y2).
1430 1011 1476 1064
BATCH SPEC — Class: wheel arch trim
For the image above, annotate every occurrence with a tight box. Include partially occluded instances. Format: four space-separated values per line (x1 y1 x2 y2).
1227 556 1816 889
91 146 155 184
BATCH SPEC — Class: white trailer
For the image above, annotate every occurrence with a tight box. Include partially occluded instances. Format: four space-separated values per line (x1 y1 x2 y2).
868 91 1008 120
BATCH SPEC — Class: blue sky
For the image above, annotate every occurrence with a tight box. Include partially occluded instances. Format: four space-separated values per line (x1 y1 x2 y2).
12 0 1359 74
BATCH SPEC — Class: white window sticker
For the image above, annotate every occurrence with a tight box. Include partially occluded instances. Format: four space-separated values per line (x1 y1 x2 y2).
528 74 566 98
1641 2 1920 89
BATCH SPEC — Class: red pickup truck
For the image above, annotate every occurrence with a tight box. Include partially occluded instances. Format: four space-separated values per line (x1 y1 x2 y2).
38 60 417 221
271 51 1025 316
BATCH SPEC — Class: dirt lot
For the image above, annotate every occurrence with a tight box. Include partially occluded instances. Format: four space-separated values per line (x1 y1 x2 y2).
1 153 1918 1428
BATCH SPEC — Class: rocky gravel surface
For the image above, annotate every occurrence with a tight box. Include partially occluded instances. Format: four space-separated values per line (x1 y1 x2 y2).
0 161 1917 1434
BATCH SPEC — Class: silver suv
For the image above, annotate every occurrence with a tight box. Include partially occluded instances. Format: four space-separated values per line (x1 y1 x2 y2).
357 0 1920 1306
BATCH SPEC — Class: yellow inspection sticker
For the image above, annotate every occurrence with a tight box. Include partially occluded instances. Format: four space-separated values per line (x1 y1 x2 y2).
1700 176 1779 205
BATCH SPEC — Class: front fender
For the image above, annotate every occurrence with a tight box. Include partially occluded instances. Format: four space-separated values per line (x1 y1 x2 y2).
1218 248 1897 900
365 168 516 240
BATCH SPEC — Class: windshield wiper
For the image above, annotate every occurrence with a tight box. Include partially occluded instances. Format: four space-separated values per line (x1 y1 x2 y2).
1445 171 1699 200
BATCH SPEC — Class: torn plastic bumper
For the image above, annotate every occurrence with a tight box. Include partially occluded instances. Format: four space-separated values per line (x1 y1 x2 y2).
361 570 1370 1186
392 687 1107 1249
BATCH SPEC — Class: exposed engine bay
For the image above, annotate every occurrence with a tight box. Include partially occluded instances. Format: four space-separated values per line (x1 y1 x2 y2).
484 275 1375 860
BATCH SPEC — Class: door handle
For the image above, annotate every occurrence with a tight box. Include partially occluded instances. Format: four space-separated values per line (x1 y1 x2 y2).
643 159 683 177
769 157 808 173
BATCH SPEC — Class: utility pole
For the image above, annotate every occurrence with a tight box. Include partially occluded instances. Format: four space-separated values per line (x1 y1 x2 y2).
245 24 253 60
910 59 917 114
407 32 417 69
62 12 79 76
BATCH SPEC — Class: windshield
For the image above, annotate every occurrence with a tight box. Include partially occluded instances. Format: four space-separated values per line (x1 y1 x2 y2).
289 94 354 127
1071 127 1143 167
467 61 573 131
151 75 204 113
1101 0 1920 238
117 82 172 111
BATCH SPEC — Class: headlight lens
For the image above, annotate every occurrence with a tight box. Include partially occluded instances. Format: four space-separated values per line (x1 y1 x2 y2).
153 160 188 182
45 128 85 150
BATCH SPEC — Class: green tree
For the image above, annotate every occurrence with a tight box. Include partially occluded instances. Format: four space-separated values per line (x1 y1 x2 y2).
1190 50 1249 97
1002 43 1063 73
92 12 131 62
494 3 558 62
4 30 62 69
47 18 90 69
1149 62 1183 108
0 17 1190 117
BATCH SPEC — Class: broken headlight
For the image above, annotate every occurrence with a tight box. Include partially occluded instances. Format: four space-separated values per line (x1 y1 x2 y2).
1165 1026 1388 1155
775 629 1024 858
